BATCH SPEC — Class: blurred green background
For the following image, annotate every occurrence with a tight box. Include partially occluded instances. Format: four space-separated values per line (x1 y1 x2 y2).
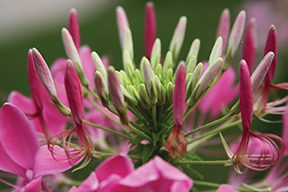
1 0 288 190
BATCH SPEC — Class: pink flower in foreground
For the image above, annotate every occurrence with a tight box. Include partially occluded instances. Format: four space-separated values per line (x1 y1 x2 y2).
0 103 78 191
217 184 240 192
70 154 193 192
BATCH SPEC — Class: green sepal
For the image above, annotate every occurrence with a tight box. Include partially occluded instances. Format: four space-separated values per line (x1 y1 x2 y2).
142 144 154 163
152 132 160 147
72 156 91 173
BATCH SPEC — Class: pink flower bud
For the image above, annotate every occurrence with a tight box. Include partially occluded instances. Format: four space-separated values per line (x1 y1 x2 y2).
239 60 253 130
173 62 186 126
216 9 230 53
169 16 187 61
64 60 83 125
145 2 156 59
227 11 246 57
68 8 80 51
32 48 57 102
27 49 43 110
243 18 257 74
264 25 277 84
116 6 130 50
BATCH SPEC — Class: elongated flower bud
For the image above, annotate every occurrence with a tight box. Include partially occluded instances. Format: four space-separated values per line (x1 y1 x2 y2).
216 9 230 53
239 60 253 130
242 18 256 74
141 57 155 97
264 25 277 84
145 2 156 59
94 71 109 107
108 66 129 125
124 28 134 60
64 60 83 126
27 49 43 110
223 11 246 71
32 48 57 102
62 28 89 87
91 51 108 82
68 8 80 50
208 37 223 66
116 6 130 50
150 38 161 70
186 38 200 64
173 62 186 126
169 16 187 62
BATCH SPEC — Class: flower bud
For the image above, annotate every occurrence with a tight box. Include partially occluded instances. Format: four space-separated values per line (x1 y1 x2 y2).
62 28 89 86
124 28 134 60
121 85 138 107
208 37 223 66
223 10 246 71
68 8 80 50
32 48 57 102
94 71 109 107
122 50 135 78
216 9 230 53
108 66 130 125
163 51 173 75
145 2 156 59
169 16 187 62
186 55 196 74
166 82 174 104
195 58 223 99
91 51 107 82
150 38 161 70
186 38 200 64
186 62 203 99
141 57 155 97
139 83 152 108
116 6 129 50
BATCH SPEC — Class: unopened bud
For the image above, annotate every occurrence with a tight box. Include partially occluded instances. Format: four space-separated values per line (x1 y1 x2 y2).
94 71 109 107
186 55 196 74
209 37 223 66
150 38 161 70
124 28 134 60
169 16 187 62
120 85 138 107
62 28 89 86
139 83 152 107
186 38 200 64
166 82 174 104
123 50 135 78
141 57 155 97
116 6 129 50
91 51 107 82
163 51 173 75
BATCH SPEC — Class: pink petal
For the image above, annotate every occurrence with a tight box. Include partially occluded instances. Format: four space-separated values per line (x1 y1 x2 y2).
22 177 42 192
33 145 81 178
264 25 277 83
78 172 99 191
0 103 39 170
68 186 79 192
8 91 36 115
242 18 257 74
173 62 186 126
0 142 27 178
116 6 130 50
217 184 240 192
283 106 288 155
64 60 83 125
79 46 96 90
95 154 134 182
239 60 253 130
68 9 80 51
144 2 156 58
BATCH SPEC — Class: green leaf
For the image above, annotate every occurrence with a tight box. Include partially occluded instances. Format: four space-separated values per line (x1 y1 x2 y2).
142 144 154 163
128 144 144 156
152 132 160 147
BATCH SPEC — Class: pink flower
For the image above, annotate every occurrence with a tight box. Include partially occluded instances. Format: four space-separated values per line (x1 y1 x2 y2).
227 60 284 173
0 103 78 191
70 155 193 192
217 184 240 192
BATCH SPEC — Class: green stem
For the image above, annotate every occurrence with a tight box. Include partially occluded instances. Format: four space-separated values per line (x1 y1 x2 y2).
152 105 158 132
175 160 227 165
86 97 130 135
184 113 233 137
187 119 242 144
82 119 133 141
193 180 221 188
127 124 152 142
93 151 141 160
86 87 100 101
